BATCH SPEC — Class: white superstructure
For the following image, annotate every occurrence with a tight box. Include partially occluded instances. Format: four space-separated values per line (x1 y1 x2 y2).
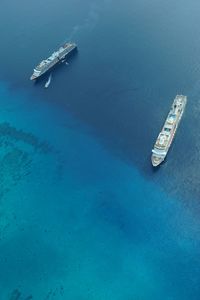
151 95 187 167
30 42 77 80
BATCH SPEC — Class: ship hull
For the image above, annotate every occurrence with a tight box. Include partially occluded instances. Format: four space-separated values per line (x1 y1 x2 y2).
30 56 59 80
151 156 164 167
30 43 77 80
151 95 187 167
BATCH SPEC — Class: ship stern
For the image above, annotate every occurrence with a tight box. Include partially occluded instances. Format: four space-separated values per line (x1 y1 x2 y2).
30 74 37 80
151 154 164 167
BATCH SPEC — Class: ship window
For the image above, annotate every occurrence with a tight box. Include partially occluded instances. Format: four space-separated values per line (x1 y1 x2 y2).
164 128 171 132
169 113 176 118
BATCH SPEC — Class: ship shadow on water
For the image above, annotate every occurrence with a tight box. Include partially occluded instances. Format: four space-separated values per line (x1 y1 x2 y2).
151 163 162 173
143 155 162 174
33 49 78 88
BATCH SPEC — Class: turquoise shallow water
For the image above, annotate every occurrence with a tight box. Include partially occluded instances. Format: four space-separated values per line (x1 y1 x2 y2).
0 83 200 299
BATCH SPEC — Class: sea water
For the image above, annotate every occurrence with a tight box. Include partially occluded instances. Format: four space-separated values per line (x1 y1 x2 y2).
0 0 200 299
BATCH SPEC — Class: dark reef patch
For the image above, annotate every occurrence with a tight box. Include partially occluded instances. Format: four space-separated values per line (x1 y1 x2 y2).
9 288 33 300
0 122 52 153
0 122 53 200
0 121 64 243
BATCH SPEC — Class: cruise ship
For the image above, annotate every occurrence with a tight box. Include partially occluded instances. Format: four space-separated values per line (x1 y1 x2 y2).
30 42 77 80
151 95 187 167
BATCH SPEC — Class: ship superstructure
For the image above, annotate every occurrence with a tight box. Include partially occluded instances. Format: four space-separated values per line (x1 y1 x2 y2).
30 42 77 80
151 95 187 167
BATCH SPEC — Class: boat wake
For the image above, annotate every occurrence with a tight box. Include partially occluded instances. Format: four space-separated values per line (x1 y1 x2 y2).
44 74 52 88
67 2 109 40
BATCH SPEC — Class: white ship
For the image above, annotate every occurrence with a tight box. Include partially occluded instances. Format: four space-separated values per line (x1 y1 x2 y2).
30 42 77 80
151 95 187 167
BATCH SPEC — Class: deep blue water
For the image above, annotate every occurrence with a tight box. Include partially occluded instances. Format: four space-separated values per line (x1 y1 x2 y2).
1 0 200 299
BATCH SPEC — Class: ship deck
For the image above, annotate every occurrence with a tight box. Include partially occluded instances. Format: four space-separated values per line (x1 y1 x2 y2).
151 95 187 166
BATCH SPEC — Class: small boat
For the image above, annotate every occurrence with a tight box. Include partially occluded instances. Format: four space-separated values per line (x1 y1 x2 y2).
44 74 52 88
